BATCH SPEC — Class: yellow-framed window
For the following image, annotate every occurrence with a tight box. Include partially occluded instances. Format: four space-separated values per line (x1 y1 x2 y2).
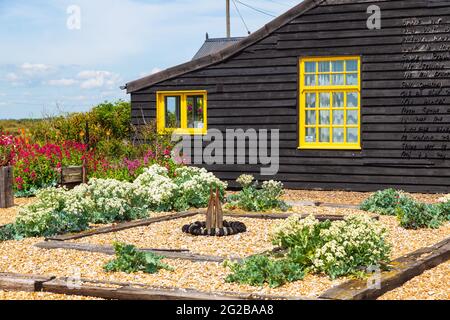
156 90 208 135
299 56 361 150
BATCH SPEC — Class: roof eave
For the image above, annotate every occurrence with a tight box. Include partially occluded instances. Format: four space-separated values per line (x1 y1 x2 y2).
125 0 325 94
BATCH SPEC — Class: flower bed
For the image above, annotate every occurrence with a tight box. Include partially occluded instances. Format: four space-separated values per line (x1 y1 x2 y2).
0 165 226 240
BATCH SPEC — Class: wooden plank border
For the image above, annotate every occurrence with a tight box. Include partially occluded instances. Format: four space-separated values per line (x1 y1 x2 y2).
35 241 227 263
319 236 450 300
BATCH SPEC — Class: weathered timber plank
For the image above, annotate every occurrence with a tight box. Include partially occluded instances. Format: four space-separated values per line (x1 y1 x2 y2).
319 237 450 300
35 241 225 263
0 273 55 292
46 211 201 241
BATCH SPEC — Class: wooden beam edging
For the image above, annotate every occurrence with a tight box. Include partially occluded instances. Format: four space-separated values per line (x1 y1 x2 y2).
0 273 312 300
35 241 226 263
45 211 202 241
224 212 379 221
319 237 450 300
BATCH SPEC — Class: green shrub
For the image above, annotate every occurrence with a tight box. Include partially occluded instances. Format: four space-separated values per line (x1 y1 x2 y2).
104 242 172 274
225 255 305 288
226 214 391 287
0 224 18 241
396 201 446 229
226 175 290 212
360 189 413 215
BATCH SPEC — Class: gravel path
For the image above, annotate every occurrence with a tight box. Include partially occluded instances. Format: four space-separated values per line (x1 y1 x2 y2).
0 290 102 300
0 198 35 226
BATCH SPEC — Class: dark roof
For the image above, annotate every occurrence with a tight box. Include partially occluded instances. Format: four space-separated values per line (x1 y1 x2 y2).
192 37 246 60
125 0 327 93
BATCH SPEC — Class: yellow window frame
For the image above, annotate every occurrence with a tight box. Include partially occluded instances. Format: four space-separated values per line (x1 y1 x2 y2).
156 90 208 135
299 56 362 150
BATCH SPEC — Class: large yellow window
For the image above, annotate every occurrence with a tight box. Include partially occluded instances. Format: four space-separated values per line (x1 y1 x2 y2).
299 57 361 150
156 91 207 135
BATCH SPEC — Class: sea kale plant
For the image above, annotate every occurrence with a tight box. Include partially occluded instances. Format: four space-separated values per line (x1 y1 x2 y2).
0 164 227 240
360 189 449 229
226 214 392 287
104 242 173 274
226 175 290 212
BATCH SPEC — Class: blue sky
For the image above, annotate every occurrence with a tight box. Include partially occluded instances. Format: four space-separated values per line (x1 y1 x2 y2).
0 0 300 119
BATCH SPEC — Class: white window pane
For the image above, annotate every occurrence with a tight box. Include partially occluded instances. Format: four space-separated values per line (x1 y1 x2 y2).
305 62 316 73
333 128 344 143
346 60 358 72
332 61 344 72
305 75 316 86
332 92 344 108
319 128 330 142
305 128 316 143
333 110 344 125
318 74 330 86
306 111 316 125
347 92 358 108
306 93 316 108
319 110 330 125
319 93 330 108
332 74 344 85
347 128 359 143
319 61 330 72
346 73 358 85
347 110 359 125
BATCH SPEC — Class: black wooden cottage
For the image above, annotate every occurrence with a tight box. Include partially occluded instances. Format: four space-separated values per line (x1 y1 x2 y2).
125 0 450 193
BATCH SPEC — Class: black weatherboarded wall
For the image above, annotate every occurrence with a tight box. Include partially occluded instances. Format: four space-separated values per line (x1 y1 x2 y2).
129 0 450 193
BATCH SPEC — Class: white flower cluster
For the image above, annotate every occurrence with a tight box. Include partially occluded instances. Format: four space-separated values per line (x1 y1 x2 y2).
16 165 227 234
438 194 450 203
262 180 284 198
236 174 254 187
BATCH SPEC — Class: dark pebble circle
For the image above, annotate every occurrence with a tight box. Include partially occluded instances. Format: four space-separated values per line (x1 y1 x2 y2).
182 220 247 237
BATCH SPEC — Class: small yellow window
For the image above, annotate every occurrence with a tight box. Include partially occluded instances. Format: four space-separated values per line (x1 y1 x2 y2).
299 57 361 150
156 91 207 135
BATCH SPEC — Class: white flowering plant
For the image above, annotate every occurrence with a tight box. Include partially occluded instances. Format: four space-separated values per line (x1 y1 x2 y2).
0 164 226 240
227 214 392 287
226 175 290 212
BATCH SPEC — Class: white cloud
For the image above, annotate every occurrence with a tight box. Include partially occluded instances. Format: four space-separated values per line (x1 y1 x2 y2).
47 78 78 86
77 70 121 89
6 73 19 81
20 63 53 76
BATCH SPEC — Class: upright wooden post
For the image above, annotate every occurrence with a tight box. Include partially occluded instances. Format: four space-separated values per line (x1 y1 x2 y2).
206 188 224 230
226 0 231 38
0 166 14 208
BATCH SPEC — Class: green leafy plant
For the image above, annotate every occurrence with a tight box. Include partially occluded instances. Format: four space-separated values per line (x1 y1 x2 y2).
226 214 392 287
359 189 414 215
225 255 305 288
396 201 446 229
226 175 290 212
104 242 173 274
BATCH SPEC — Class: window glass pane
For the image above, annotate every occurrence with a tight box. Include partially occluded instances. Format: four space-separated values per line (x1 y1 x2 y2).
332 61 344 72
346 73 358 85
333 110 344 125
306 111 316 125
187 96 205 129
346 60 358 72
305 128 316 143
318 61 330 73
347 128 359 143
165 96 181 128
305 75 316 86
305 62 316 73
319 93 330 108
332 92 344 108
319 128 330 142
333 128 344 143
306 93 316 108
332 74 344 85
347 110 358 125
318 74 330 86
319 110 330 125
347 92 358 108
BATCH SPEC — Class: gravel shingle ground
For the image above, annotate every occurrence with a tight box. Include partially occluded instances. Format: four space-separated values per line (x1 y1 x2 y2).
0 191 448 300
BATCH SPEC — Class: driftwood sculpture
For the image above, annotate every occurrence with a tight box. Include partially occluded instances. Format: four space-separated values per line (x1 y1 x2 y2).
182 188 246 237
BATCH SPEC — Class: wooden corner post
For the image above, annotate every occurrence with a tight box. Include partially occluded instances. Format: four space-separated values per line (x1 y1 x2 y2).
0 166 14 209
